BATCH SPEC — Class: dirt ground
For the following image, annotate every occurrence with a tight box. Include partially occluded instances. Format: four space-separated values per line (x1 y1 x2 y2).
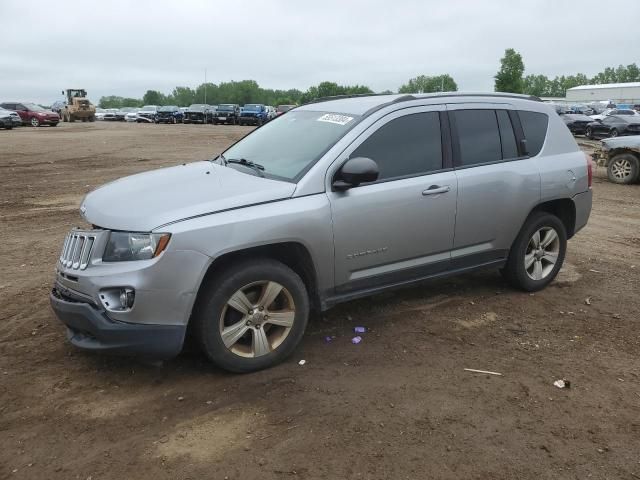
1 122 639 480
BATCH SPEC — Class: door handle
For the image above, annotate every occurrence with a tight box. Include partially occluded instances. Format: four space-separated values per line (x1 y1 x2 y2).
422 185 450 196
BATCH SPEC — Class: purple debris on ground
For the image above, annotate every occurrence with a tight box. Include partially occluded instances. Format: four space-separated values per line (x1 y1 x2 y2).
351 336 362 344
354 326 367 334
324 336 333 343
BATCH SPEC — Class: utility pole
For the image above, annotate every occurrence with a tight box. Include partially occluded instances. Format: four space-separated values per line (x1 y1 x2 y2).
204 68 207 104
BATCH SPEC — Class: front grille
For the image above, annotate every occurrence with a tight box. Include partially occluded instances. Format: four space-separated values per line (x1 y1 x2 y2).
59 232 96 270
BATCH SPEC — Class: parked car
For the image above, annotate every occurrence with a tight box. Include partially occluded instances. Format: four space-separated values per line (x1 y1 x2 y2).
0 102 59 127
0 106 23 127
561 113 594 136
103 108 119 121
592 135 640 184
239 103 268 125
156 105 184 124
585 115 640 139
50 93 592 372
0 108 14 129
183 104 213 124
51 100 67 116
136 105 159 123
276 104 296 116
95 108 107 120
265 106 277 121
115 107 135 121
212 104 240 125
590 108 637 121
124 110 139 122
179 107 189 116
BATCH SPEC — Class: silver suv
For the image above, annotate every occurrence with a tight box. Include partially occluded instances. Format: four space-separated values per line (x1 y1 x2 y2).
51 93 593 372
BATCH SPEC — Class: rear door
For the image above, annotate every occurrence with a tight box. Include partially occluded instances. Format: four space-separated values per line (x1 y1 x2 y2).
447 104 541 267
327 105 458 294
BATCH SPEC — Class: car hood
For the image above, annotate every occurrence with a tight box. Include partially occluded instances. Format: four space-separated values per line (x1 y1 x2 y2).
81 161 296 231
601 135 640 150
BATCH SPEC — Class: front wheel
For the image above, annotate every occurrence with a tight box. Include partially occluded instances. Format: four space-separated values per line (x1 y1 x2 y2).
502 212 567 292
585 127 593 139
610 129 619 138
607 153 640 184
30 117 40 127
194 259 309 373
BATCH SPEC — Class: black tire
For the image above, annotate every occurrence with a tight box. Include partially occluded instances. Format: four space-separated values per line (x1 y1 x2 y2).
607 153 640 184
51 123 58 127
502 211 567 292
194 258 309 373
88 115 95 122
610 128 618 138
585 126 593 140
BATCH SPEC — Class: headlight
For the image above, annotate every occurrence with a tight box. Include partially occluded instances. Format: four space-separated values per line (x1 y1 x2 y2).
103 232 171 262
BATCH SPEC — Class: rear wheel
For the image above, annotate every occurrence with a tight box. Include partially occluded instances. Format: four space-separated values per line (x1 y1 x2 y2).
194 259 309 373
502 212 567 292
610 128 619 138
88 115 95 122
607 153 640 184
30 117 40 127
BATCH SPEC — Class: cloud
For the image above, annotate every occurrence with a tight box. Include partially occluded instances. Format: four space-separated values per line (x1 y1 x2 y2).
1 0 639 104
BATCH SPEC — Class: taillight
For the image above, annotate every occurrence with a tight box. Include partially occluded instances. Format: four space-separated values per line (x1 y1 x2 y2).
585 153 593 188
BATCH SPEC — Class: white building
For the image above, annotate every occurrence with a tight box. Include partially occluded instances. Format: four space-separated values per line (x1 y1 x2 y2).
566 82 640 104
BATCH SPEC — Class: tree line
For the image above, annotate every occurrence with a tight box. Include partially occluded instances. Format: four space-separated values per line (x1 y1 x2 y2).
98 76 458 108
98 55 640 108
495 48 640 97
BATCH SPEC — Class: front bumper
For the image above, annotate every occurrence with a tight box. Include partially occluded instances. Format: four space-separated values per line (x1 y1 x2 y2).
239 116 263 124
50 287 186 358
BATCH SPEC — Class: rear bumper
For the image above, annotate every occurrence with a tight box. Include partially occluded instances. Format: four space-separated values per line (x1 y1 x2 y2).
50 288 186 359
572 189 593 235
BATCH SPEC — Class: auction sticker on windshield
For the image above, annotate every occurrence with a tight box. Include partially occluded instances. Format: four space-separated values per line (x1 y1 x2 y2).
317 113 354 125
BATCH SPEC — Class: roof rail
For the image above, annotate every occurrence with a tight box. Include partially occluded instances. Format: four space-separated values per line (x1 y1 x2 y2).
302 93 394 105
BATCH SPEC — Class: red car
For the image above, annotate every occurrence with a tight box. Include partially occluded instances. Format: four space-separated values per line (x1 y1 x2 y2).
0 102 59 127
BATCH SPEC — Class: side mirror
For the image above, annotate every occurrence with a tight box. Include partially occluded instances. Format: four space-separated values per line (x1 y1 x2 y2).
333 157 379 190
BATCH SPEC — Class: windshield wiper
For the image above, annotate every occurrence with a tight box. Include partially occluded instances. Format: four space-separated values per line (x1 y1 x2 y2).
226 158 265 176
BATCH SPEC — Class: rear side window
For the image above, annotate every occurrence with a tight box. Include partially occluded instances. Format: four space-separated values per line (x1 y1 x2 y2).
518 111 548 157
453 110 502 166
351 112 442 181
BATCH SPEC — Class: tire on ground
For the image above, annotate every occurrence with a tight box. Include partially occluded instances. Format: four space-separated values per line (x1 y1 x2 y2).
502 211 567 292
607 153 640 184
193 258 309 373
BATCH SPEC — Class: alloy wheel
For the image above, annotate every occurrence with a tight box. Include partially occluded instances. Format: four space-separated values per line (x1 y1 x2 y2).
31 117 40 127
610 158 633 180
219 281 295 358
524 227 560 281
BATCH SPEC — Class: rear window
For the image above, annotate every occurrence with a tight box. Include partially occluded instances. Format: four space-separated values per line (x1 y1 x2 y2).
518 111 548 157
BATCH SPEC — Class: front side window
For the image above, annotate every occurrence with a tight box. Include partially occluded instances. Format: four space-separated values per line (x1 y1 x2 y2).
350 112 442 181
453 109 502 166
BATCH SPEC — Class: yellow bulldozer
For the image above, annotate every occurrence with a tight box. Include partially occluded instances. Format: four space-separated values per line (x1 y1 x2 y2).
59 89 96 122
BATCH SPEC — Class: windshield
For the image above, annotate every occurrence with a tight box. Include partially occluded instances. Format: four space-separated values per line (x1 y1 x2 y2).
218 104 235 111
24 103 47 112
277 105 295 113
188 104 207 111
222 110 359 181
158 106 177 112
141 105 157 112
615 110 635 115
243 104 263 111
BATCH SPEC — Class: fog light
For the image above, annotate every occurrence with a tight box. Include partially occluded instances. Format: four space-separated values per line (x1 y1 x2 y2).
119 288 135 309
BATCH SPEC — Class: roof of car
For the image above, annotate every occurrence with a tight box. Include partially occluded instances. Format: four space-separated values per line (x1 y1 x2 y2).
296 92 542 116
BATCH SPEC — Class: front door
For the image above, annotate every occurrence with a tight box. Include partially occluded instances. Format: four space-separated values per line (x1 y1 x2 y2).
327 106 457 294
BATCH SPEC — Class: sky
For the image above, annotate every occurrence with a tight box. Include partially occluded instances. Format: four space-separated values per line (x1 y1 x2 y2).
2 0 640 105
